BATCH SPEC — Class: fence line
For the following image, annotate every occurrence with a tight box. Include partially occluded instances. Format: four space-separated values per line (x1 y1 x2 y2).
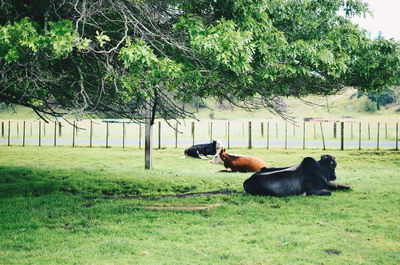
1 119 399 151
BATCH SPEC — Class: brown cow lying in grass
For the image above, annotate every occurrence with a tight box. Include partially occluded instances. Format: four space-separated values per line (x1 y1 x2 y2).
210 148 269 172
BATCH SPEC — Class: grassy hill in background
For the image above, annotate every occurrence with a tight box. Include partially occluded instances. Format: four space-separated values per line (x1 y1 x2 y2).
1 88 399 121
198 88 400 121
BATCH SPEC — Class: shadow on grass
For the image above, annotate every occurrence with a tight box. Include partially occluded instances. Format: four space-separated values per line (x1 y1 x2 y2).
0 166 240 199
0 165 350 200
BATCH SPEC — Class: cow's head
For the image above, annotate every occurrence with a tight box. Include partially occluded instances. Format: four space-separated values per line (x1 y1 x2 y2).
319 155 337 181
210 149 224 164
213 140 223 150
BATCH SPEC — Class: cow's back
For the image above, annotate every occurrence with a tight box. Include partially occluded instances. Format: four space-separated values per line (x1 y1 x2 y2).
244 169 303 196
184 142 217 158
229 156 268 172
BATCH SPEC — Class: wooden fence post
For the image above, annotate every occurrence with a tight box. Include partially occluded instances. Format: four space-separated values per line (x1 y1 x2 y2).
320 122 326 150
368 123 370 140
30 122 32 136
267 122 270 149
333 122 337 138
284 122 287 149
43 123 46 136
1 122 4 137
358 122 361 150
351 123 353 139
90 121 93 148
23 121 26 147
313 122 316 139
58 122 62 137
385 122 387 140
293 123 295 137
377 122 380 150
340 122 344 150
54 121 57 147
396 123 398 151
210 122 213 142
303 121 305 150
175 122 178 149
39 121 41 147
261 122 264 137
227 121 230 149
123 122 126 148
139 124 142 149
7 121 10 146
242 122 245 137
158 121 161 149
248 121 252 149
105 121 109 148
17 122 19 136
191 122 195 145
207 122 211 142
73 121 76 148
275 123 278 138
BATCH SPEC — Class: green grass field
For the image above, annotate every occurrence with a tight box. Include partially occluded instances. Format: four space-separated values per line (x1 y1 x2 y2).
1 146 399 264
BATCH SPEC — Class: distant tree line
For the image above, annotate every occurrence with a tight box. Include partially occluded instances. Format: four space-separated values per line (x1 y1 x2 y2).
356 86 400 112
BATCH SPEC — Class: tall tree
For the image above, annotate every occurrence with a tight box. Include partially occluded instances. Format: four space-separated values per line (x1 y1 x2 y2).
1 0 400 168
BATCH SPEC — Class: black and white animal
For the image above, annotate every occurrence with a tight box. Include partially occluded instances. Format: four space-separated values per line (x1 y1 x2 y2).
184 140 222 159
243 155 340 197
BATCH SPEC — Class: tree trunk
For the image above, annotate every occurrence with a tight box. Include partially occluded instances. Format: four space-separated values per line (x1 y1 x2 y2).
145 118 153 169
145 94 157 169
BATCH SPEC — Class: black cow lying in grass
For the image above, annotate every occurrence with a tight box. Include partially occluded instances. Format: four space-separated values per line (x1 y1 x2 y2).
243 155 349 197
184 140 222 159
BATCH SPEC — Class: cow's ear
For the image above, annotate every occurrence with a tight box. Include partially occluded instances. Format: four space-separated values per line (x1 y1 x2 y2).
320 155 329 163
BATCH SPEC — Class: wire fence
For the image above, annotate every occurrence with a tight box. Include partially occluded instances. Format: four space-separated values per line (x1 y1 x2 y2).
0 119 399 150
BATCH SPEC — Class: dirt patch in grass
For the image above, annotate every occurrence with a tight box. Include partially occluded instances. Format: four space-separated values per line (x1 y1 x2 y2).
121 189 241 199
324 249 341 255
135 203 223 211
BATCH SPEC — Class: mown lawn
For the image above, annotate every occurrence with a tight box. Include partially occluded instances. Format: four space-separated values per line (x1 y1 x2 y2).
0 146 399 264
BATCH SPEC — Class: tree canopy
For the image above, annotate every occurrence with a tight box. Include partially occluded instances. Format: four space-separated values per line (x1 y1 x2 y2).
1 0 400 121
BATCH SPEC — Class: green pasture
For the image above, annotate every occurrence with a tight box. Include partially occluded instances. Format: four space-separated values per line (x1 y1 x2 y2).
0 146 399 264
